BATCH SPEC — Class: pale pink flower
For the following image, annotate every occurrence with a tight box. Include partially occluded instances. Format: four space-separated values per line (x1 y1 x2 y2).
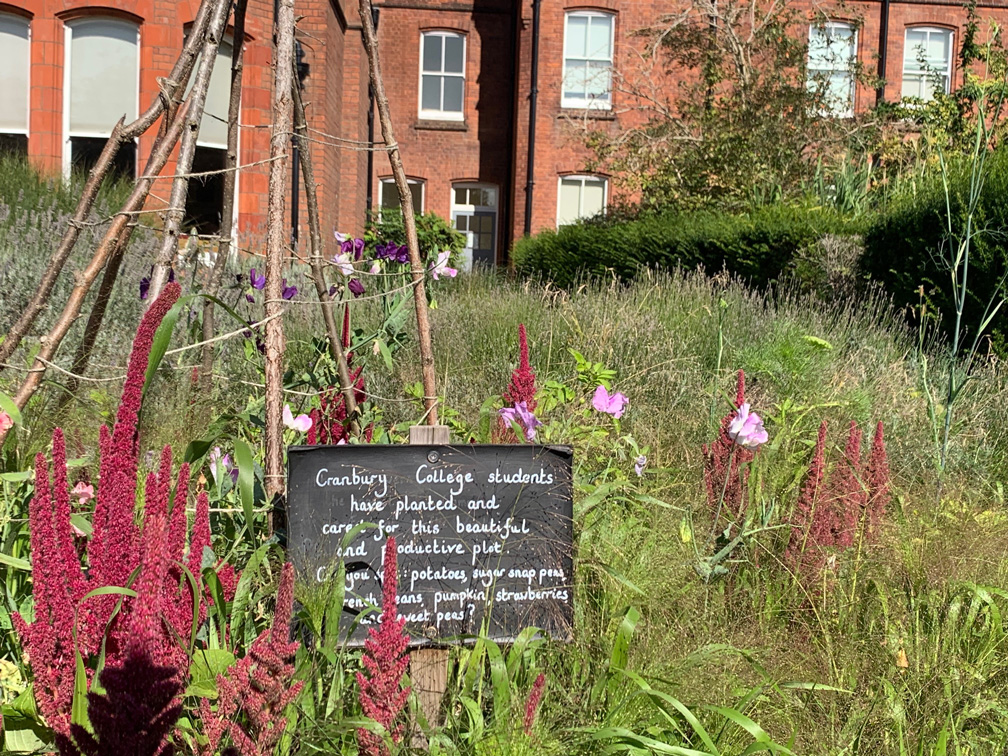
71 481 95 506
283 404 313 433
727 403 768 449
430 250 457 280
0 410 12 434
592 385 628 419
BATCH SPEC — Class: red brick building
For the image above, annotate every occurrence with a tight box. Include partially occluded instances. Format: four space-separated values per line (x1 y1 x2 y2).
1 0 1004 267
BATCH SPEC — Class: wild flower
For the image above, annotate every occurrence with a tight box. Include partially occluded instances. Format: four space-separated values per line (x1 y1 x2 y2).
523 673 546 736
430 250 457 280
499 401 542 441
592 385 629 418
0 409 12 433
702 370 754 519
71 481 94 506
357 537 411 756
282 404 313 433
634 455 647 477
727 403 768 449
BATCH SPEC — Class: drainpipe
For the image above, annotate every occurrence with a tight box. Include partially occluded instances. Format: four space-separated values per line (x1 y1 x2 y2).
876 0 890 105
365 7 380 220
523 0 541 236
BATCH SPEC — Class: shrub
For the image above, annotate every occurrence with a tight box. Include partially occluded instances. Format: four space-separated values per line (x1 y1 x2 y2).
510 204 860 288
861 148 1008 351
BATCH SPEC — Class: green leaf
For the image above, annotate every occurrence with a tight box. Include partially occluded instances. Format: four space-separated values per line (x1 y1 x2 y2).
229 541 272 650
2 712 50 753
377 339 393 372
233 438 256 539
609 606 640 690
0 390 23 427
186 648 237 698
0 552 31 571
485 639 510 727
143 298 185 396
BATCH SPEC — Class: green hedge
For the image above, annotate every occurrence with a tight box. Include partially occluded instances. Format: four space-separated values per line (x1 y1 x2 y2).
861 149 1008 351
511 205 858 288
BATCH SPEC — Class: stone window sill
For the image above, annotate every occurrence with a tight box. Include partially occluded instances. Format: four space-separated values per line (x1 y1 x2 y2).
414 120 468 132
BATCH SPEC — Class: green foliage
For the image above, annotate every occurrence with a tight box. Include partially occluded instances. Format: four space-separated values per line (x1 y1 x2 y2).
511 205 858 288
860 147 1008 352
365 209 466 264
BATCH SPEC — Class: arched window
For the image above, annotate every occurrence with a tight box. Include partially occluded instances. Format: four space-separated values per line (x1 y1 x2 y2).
902 27 953 101
562 11 614 109
0 13 30 156
64 17 140 178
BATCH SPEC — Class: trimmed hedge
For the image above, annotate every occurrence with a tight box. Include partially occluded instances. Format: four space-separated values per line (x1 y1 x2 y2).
511 205 859 288
861 149 1008 351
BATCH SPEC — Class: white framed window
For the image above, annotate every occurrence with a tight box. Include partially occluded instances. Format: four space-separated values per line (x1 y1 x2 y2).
186 38 234 149
0 13 30 155
562 11 614 109
807 22 857 117
902 27 953 101
63 17 140 179
378 178 425 216
557 176 607 227
451 183 498 270
419 31 465 120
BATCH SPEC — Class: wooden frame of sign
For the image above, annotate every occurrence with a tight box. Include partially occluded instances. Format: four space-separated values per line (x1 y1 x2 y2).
285 426 574 743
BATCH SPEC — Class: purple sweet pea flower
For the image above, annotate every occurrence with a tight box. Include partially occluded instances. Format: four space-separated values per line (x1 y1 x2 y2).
499 401 542 441
246 293 255 303
634 455 647 477
727 403 768 449
250 268 266 290
394 244 409 263
281 279 298 300
139 275 150 300
592 385 629 419
348 278 365 298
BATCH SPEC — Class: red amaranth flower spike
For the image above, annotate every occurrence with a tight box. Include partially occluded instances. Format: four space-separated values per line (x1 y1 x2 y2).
701 370 753 520
504 323 537 411
523 672 546 735
829 421 864 549
864 421 890 541
357 537 411 756
786 420 828 571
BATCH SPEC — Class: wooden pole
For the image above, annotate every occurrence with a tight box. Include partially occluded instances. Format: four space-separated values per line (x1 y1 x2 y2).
291 73 361 433
408 424 450 743
146 0 233 305
200 0 249 390
358 0 439 426
263 0 296 509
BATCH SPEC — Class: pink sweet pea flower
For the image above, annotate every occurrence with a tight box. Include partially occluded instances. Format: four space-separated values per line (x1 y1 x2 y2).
727 403 768 449
592 385 628 419
283 404 313 433
0 410 12 434
430 250 457 281
71 481 94 506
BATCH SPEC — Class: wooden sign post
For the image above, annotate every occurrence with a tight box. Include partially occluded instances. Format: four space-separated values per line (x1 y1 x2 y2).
286 437 574 745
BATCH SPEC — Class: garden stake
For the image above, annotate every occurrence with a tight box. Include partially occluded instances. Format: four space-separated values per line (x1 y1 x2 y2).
360 0 440 426
263 0 297 510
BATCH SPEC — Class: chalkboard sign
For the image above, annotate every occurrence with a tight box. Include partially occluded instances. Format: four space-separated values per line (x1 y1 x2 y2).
286 444 574 646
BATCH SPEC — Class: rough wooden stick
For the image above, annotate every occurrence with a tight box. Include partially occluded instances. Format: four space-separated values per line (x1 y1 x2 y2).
358 0 439 426
200 0 249 389
292 74 361 433
264 0 296 506
0 103 191 437
0 0 217 370
146 0 233 305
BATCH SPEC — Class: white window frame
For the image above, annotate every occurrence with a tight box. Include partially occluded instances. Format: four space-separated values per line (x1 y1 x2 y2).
378 177 426 217
902 26 954 101
451 182 499 271
561 10 615 110
62 17 141 178
806 21 857 118
0 13 31 138
556 175 608 227
418 31 466 121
